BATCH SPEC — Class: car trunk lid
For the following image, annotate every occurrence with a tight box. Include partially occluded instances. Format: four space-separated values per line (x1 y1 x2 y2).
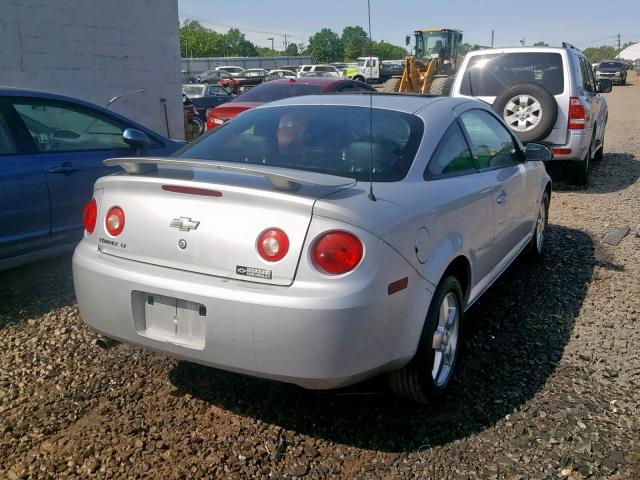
95 162 354 286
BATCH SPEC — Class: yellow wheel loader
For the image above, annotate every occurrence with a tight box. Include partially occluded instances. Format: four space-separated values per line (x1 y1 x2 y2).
381 28 464 95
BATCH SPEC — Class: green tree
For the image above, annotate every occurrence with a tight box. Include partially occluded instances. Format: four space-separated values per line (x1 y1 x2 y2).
458 42 473 56
342 26 369 61
533 41 549 47
285 43 300 56
180 20 225 57
223 28 258 57
180 23 261 57
307 28 343 62
583 45 620 63
371 41 407 60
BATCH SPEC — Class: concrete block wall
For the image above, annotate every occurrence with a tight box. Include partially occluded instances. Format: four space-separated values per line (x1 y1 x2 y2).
0 0 183 139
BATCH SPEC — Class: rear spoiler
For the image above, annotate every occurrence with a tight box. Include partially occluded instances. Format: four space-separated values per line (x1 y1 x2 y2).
104 157 356 191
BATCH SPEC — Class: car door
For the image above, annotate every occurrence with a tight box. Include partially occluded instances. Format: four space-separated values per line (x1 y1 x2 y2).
0 101 51 262
423 120 496 285
8 97 142 246
459 109 534 267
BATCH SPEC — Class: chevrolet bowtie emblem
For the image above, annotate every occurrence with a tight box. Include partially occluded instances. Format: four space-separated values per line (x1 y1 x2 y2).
169 217 200 232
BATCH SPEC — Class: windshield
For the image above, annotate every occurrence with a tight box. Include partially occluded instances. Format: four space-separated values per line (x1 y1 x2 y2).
416 31 448 59
357 59 367 67
460 52 564 96
599 62 624 69
178 105 424 182
182 85 206 97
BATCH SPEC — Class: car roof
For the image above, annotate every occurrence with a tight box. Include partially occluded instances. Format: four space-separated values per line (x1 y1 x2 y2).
265 77 354 87
256 93 469 115
465 46 571 56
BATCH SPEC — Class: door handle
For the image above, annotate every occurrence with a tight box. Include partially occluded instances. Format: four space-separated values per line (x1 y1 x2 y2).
48 164 82 174
496 192 507 205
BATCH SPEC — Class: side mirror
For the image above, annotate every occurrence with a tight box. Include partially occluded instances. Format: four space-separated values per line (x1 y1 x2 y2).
405 35 411 46
525 142 553 162
122 128 150 155
597 79 613 93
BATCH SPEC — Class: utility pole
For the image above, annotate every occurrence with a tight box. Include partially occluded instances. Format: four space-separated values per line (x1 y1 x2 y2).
491 30 494 48
284 34 288 53
617 33 621 49
520 38 525 46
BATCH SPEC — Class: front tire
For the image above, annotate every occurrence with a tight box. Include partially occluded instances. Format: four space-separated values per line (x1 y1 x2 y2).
526 192 549 260
428 77 452 96
388 276 464 404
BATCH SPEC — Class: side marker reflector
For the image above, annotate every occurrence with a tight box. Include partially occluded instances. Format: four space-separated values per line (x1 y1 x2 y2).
388 277 409 295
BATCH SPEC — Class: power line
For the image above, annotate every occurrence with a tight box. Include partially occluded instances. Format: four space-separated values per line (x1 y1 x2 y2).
182 17 307 41
575 34 638 47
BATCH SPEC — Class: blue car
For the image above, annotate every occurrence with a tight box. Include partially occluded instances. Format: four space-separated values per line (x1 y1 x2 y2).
0 87 183 269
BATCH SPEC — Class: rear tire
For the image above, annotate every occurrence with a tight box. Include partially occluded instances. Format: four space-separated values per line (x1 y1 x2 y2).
571 143 591 186
388 276 464 404
381 77 401 92
428 77 452 96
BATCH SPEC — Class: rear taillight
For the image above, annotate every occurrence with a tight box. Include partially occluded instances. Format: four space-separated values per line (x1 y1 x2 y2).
257 228 289 262
82 199 97 233
568 97 587 129
105 206 125 236
312 231 363 275
206 109 225 130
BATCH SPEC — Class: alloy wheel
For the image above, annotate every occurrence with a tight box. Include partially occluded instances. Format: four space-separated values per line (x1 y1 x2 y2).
431 292 460 387
503 94 543 132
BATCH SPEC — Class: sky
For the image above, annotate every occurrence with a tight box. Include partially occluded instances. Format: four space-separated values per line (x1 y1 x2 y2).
178 0 639 53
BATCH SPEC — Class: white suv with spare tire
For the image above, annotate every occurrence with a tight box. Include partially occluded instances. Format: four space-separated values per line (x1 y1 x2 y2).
451 44 612 185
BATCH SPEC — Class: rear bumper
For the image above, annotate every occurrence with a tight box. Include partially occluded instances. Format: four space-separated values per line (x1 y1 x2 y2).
545 128 592 161
72 241 429 389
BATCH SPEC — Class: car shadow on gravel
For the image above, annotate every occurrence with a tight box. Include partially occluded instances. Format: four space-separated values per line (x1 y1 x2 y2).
0 254 75 329
169 225 595 453
549 153 639 194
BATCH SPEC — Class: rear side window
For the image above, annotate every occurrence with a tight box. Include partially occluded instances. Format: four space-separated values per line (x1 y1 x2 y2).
578 57 596 92
0 114 17 155
179 105 424 182
425 122 475 178
460 52 564 96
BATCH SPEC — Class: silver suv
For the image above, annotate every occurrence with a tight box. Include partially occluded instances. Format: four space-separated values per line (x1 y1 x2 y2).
451 45 612 185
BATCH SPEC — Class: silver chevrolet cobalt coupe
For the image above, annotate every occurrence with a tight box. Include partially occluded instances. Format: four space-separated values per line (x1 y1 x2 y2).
73 94 552 404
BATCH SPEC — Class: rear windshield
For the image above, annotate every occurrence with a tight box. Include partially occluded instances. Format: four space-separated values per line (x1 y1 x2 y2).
178 105 424 182
230 82 325 102
460 52 564 96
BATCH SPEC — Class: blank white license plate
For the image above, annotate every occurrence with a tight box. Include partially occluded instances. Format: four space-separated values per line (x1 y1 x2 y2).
140 293 206 350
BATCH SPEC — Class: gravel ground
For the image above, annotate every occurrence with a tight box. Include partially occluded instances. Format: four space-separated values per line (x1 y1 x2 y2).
1 81 639 480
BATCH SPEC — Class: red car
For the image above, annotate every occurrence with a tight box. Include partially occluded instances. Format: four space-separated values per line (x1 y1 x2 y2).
205 77 375 130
